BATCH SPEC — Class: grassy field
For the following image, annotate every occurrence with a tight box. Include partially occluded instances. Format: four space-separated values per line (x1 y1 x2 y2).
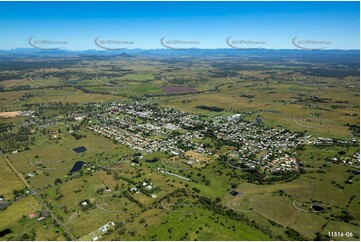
0 158 25 199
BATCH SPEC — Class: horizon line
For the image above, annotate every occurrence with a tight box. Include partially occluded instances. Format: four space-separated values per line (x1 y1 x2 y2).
2 48 360 51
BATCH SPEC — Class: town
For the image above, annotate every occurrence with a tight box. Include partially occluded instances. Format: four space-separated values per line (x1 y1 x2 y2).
45 101 360 175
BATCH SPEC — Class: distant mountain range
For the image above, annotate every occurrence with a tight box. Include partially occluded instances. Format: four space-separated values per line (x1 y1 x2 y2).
0 48 359 64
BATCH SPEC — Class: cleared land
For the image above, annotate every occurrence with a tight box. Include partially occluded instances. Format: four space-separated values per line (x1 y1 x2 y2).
0 53 359 241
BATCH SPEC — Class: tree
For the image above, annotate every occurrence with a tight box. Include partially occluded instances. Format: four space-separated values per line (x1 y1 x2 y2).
54 178 62 185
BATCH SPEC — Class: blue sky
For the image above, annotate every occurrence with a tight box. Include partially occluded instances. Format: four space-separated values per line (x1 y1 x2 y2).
0 1 359 50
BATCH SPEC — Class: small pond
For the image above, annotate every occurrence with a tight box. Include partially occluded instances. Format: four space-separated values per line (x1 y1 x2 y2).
70 161 85 173
312 205 324 212
73 146 87 153
0 229 12 238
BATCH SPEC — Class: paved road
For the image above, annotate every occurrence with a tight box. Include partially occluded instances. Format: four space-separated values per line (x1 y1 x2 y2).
0 150 77 241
